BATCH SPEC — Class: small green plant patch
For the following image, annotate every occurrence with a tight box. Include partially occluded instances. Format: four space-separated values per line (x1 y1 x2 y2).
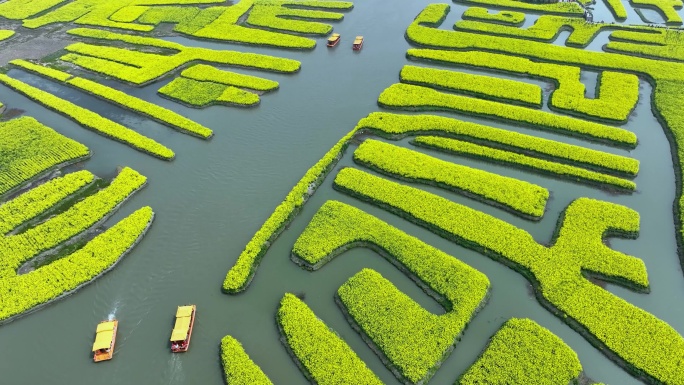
159 77 260 107
293 200 489 384
458 318 582 385
220 335 274 385
353 139 549 217
607 29 684 61
0 74 174 160
400 65 542 107
181 64 279 91
462 7 525 25
277 293 382 385
0 0 68 20
377 83 637 147
0 116 90 197
413 136 636 191
453 0 582 14
137 6 201 26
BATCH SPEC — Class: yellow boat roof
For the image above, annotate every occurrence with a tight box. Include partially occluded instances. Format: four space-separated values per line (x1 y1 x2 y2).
96 321 115 333
92 322 116 351
170 316 191 341
355 36 363 39
176 306 193 317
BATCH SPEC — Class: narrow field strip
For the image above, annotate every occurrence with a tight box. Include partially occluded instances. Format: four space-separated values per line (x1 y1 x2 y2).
0 116 90 197
356 112 639 177
459 318 582 385
293 200 489 384
400 65 542 107
353 139 549 217
11 59 214 139
220 335 274 385
0 170 95 236
277 293 382 385
413 136 636 191
0 167 147 277
0 74 175 160
377 83 637 147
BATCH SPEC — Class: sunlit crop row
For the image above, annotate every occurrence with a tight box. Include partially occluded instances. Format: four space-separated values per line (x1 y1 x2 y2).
453 0 582 14
223 127 358 292
354 139 549 217
159 77 260 107
356 112 639 176
220 335 273 385
461 7 525 25
63 28 300 86
607 29 684 61
377 83 637 146
0 170 95 236
136 5 200 26
0 206 154 323
400 65 542 107
459 318 582 385
413 136 636 191
629 0 683 24
0 74 174 159
11 59 214 139
246 1 348 35
0 117 90 197
0 167 147 277
332 167 684 385
182 64 279 91
407 48 640 123
292 199 489 383
277 293 382 384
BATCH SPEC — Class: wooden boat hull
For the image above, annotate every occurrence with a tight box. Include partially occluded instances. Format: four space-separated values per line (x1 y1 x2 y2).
171 305 196 353
93 320 117 362
327 38 340 47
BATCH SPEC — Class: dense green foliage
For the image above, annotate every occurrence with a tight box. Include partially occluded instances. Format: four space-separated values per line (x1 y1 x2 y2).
0 206 153 323
0 117 90 197
413 136 636 191
220 335 273 385
407 48 640 123
452 0 582 14
109 5 149 22
294 200 489 383
400 65 541 107
0 0 67 19
461 7 525 25
356 112 638 177
246 1 347 35
378 83 637 146
458 318 582 385
63 28 300 85
0 74 174 160
223 127 358 292
0 170 95 236
605 0 628 19
137 5 200 25
607 29 684 61
20 0 223 30
277 293 382 384
181 64 279 91
333 167 684 385
159 77 260 107
354 139 548 217
0 167 147 277
0 167 152 322
10 59 214 139
630 0 683 24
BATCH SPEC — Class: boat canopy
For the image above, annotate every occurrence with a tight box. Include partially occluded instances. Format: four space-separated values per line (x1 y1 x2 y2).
92 322 116 351
176 306 193 317
170 306 193 341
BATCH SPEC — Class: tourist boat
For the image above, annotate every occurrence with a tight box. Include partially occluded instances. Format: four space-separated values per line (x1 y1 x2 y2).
92 320 118 362
327 33 341 47
352 36 364 50
170 305 196 352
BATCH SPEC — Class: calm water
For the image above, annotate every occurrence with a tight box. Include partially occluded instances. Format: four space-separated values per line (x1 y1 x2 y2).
0 1 683 384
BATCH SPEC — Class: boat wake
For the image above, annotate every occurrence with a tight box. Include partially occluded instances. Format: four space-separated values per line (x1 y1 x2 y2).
165 355 185 385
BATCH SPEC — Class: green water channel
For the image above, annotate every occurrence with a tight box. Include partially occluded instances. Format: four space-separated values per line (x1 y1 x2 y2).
0 1 683 384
